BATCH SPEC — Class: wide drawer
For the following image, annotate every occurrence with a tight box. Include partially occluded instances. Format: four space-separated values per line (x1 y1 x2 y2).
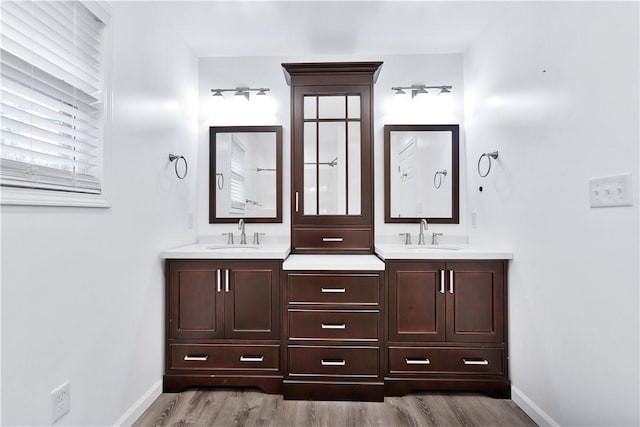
389 347 504 375
288 310 379 340
293 228 371 251
288 274 380 305
288 346 379 377
170 344 279 371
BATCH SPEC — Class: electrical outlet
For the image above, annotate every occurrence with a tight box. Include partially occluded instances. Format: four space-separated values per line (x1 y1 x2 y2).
589 173 633 208
51 381 70 423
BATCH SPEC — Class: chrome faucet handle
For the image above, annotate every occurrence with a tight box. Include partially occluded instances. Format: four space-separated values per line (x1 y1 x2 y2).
222 232 234 245
399 232 412 245
253 232 266 245
431 232 444 245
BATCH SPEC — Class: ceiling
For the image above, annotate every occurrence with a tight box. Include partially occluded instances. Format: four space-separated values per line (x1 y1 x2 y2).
149 1 506 57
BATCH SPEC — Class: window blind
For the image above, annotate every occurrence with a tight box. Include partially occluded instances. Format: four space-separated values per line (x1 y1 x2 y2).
230 137 246 212
0 1 105 194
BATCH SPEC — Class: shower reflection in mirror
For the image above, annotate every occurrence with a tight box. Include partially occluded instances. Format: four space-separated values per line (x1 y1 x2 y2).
384 124 459 224
210 126 283 223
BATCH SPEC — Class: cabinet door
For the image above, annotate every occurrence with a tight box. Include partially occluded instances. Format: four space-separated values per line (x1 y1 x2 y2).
168 260 224 340
445 262 504 343
388 262 446 342
224 261 280 340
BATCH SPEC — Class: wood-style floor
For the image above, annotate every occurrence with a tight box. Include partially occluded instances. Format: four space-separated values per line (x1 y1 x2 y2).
133 389 538 427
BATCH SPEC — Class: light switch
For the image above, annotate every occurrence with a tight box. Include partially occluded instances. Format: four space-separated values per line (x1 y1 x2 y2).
589 173 633 208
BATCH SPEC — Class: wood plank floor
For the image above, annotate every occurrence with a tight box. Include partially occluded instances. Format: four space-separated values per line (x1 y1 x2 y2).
133 389 537 427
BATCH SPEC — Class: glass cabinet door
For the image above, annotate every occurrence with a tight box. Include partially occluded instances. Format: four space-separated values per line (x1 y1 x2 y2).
303 94 361 216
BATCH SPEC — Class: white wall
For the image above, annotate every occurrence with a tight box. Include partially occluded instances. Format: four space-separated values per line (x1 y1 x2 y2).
198 54 465 243
0 3 198 425
464 2 639 426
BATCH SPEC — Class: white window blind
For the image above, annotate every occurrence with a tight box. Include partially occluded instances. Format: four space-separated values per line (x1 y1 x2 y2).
0 0 106 194
229 137 246 212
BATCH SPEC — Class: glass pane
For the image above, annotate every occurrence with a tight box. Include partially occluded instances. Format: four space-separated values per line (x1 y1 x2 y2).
347 121 361 215
303 122 317 215
318 96 346 119
347 95 360 119
304 96 316 119
318 122 346 215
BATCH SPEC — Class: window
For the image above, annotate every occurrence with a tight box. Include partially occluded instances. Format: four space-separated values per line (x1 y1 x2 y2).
229 135 246 213
0 0 109 206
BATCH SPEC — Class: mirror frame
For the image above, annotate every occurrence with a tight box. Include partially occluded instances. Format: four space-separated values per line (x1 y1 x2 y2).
209 125 283 223
384 124 460 224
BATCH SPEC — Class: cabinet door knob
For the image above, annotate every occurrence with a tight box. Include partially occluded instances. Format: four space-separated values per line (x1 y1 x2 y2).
462 358 489 365
321 359 346 366
225 269 230 292
216 269 221 293
183 355 209 361
440 270 445 294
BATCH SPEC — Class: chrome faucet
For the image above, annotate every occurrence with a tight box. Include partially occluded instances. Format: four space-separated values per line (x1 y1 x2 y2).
238 219 247 244
418 219 428 245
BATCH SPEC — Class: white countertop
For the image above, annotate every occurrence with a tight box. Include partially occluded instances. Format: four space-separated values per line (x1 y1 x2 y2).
374 243 513 260
283 254 385 271
160 242 291 260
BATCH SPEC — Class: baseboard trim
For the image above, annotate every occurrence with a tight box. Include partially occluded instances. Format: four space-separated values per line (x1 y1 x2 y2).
113 379 163 427
511 385 559 427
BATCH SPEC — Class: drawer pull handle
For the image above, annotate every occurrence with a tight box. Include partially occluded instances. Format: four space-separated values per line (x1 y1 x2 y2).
321 288 346 293
322 237 344 242
321 359 346 366
321 323 346 329
463 358 489 365
183 355 209 361
240 355 264 363
405 358 431 365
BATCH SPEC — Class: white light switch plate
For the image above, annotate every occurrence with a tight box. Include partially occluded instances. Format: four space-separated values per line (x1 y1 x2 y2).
589 173 633 208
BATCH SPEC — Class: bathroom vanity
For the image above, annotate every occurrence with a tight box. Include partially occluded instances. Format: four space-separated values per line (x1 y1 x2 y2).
160 243 512 400
161 61 512 401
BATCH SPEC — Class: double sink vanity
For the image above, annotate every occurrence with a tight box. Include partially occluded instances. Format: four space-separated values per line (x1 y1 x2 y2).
161 61 513 402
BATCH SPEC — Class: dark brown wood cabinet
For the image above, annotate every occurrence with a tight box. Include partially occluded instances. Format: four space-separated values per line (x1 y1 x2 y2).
283 62 382 254
386 260 510 398
283 270 385 401
164 259 282 394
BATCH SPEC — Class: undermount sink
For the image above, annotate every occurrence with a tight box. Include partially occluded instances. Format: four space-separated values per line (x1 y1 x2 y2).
406 244 462 251
206 245 260 251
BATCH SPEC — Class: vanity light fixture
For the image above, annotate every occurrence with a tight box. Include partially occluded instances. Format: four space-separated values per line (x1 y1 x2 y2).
210 87 270 100
391 85 453 98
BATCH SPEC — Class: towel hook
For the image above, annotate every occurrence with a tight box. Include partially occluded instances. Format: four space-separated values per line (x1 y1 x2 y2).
477 151 499 178
169 154 188 179
433 169 447 189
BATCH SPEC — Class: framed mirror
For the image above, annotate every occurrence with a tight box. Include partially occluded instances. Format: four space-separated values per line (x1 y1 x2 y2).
384 124 459 224
209 125 283 223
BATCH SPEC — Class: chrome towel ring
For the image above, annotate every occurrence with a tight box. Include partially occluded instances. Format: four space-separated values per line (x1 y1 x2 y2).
169 154 188 179
433 169 447 189
477 151 499 178
216 173 224 190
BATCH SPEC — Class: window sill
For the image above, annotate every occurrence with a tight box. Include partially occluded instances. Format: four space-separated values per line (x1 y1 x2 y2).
1 187 111 208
